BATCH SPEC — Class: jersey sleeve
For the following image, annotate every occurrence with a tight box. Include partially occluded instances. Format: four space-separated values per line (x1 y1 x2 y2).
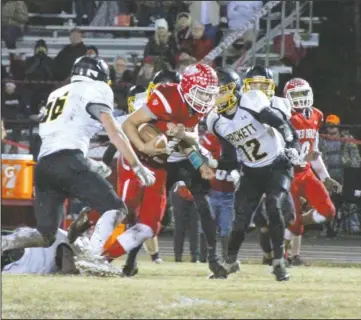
87 82 114 111
240 90 271 114
146 85 173 119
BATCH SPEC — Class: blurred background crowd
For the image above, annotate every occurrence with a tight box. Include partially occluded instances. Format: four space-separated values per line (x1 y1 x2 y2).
1 0 361 260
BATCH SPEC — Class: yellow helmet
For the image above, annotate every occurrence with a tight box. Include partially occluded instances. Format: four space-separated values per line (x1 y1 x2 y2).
127 85 146 114
243 65 275 99
146 70 181 100
215 68 241 113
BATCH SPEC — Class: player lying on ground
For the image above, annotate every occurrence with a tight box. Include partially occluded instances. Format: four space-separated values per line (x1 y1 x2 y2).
1 56 156 257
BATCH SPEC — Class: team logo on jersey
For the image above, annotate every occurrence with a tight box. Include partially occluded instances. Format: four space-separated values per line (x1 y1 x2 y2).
152 98 159 106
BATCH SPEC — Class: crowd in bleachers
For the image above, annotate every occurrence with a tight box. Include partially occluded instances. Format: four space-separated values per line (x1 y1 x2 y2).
1 0 360 245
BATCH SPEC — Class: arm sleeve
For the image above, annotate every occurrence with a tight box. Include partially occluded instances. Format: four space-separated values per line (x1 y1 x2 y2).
102 143 117 167
257 107 300 150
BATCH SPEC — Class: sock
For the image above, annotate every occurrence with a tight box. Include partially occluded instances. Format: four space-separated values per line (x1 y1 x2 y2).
125 244 142 268
103 223 153 259
291 235 302 256
143 237 159 256
227 229 245 263
90 210 122 255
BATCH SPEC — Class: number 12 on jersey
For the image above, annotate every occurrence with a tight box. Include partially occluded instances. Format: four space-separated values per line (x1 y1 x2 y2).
238 138 267 162
40 92 68 123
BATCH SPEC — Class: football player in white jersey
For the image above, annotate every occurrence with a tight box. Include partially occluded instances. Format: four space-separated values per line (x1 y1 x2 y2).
1 56 158 257
207 67 300 281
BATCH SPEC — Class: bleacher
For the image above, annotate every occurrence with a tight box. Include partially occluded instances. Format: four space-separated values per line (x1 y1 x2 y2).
1 1 322 81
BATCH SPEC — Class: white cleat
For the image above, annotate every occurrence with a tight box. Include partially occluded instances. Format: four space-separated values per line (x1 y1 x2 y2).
75 258 123 277
153 257 163 264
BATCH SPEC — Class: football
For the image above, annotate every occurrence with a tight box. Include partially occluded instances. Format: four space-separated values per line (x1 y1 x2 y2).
137 123 168 166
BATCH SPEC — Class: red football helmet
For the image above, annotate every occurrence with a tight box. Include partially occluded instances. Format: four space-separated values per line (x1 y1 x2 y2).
283 77 313 110
180 63 219 114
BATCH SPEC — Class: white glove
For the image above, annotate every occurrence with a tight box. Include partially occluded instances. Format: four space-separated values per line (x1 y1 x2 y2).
88 159 112 178
133 164 156 186
230 169 241 188
284 148 302 166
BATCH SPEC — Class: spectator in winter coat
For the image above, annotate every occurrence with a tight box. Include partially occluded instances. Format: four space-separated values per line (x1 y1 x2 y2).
1 0 28 49
179 21 214 62
53 28 87 81
23 39 54 115
173 12 192 50
143 19 178 68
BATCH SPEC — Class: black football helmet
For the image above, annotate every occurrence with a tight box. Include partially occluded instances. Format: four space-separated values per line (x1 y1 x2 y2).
146 70 181 100
71 56 110 84
242 64 275 98
215 68 241 113
127 85 146 113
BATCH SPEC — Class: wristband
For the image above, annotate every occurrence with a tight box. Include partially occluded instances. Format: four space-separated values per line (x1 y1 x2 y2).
188 150 205 170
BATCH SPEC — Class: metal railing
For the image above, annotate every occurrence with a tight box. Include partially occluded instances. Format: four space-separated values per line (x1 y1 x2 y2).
231 1 314 72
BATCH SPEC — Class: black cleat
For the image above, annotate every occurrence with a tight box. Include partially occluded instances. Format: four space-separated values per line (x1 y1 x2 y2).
273 263 290 281
67 207 92 244
208 259 229 279
122 264 139 277
291 255 311 266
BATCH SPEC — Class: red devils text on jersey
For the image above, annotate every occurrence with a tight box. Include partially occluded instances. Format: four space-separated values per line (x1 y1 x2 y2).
290 107 323 173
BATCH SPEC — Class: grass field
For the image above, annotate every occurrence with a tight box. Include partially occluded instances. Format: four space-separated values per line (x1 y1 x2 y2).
2 258 361 319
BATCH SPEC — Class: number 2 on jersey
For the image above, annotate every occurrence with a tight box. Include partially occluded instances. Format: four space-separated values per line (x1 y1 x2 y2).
40 92 68 123
238 138 267 162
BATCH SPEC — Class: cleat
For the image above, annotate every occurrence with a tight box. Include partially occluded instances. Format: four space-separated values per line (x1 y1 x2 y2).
291 255 311 267
208 259 229 279
151 253 162 264
272 262 290 281
122 264 139 277
224 260 241 275
67 207 92 244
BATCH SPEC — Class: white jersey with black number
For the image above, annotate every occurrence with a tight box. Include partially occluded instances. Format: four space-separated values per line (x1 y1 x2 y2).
207 90 286 168
38 78 114 159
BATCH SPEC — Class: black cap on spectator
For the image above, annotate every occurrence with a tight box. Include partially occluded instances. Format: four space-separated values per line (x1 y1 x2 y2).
86 46 99 57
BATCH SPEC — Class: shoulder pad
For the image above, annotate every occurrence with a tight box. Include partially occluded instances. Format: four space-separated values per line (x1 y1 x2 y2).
312 107 324 122
240 90 270 113
271 96 292 120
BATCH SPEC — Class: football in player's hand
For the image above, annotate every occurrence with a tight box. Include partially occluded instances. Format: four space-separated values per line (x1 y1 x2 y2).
138 123 168 165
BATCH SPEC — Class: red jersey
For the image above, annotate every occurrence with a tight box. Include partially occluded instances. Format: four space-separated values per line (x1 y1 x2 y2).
290 107 323 173
147 83 203 134
200 132 235 193
136 83 204 168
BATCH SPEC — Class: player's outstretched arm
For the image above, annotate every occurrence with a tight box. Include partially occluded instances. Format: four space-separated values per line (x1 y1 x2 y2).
100 112 141 167
122 108 168 156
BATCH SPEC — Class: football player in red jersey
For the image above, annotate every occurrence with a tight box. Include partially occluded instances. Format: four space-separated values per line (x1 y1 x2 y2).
283 78 342 265
101 63 229 278
199 131 240 262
